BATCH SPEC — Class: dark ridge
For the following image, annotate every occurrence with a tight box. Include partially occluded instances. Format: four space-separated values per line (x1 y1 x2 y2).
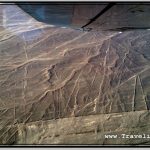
81 3 116 30
108 27 150 31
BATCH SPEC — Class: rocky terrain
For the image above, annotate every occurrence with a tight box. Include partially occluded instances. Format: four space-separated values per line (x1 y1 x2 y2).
0 4 150 145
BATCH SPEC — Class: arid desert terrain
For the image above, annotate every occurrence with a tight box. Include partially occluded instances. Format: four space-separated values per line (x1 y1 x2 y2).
0 4 150 145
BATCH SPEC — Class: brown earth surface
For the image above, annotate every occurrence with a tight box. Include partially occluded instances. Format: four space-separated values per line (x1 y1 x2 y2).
0 4 150 145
